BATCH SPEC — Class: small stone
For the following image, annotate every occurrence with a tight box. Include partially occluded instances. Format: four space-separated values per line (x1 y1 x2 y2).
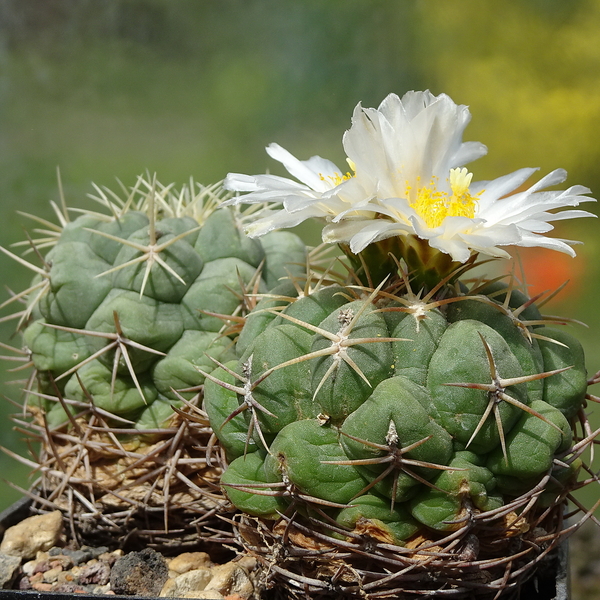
42 567 62 583
0 553 22 588
29 572 43 584
66 549 94 565
34 551 50 563
99 550 122 566
160 578 177 596
183 591 224 599
32 560 51 575
0 511 63 559
51 556 73 569
91 583 112 594
205 563 253 599
31 581 53 592
235 557 257 572
53 545 108 565
56 570 75 585
70 565 82 578
78 560 111 585
87 546 110 559
18 576 32 590
168 552 212 575
160 568 212 597
110 548 169 596
53 583 85 593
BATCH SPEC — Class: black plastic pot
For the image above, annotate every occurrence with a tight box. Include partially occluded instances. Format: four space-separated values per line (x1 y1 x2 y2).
0 497 570 600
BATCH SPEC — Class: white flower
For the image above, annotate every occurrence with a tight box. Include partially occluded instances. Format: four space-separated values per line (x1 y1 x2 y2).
225 91 596 263
223 143 356 237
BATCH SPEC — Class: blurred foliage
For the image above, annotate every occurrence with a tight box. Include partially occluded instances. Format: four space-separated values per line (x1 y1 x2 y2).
418 0 600 182
0 0 599 541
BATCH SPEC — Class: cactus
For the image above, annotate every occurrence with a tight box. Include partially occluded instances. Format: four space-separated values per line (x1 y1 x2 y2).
207 91 600 598
1 88 598 598
0 174 307 549
204 270 590 591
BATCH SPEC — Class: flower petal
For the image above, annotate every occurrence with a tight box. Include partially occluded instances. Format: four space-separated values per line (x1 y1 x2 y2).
266 143 342 193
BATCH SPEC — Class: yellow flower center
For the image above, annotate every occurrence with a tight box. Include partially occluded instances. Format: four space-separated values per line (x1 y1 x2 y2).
409 167 479 228
320 172 353 186
319 160 355 187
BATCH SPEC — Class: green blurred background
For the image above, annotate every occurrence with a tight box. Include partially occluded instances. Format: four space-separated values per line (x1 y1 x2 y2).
0 1 599 591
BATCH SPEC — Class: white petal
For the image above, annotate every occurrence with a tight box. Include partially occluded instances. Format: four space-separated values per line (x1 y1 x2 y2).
223 173 310 199
529 168 568 192
484 189 593 226
348 221 411 253
473 168 539 211
453 141 488 167
535 209 597 223
465 223 521 247
266 143 340 192
245 207 319 237
427 235 473 263
513 233 578 256
516 220 554 234
322 219 375 245
224 173 261 193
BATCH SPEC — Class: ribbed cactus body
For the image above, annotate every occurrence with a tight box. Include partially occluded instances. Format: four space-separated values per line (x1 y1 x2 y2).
205 281 586 543
23 204 306 431
1 179 310 547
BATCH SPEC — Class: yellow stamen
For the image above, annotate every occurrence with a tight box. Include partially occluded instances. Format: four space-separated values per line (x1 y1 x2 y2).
320 161 355 188
319 171 353 186
410 168 479 228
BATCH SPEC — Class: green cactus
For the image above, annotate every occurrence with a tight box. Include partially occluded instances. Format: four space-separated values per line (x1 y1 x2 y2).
0 175 307 545
201 89 599 598
1 87 597 599
205 272 587 546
